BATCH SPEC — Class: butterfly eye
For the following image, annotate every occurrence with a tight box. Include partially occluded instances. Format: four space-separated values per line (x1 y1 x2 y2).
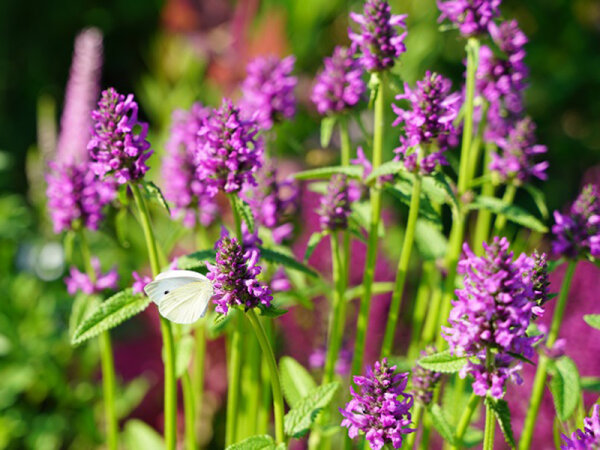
164 290 170 294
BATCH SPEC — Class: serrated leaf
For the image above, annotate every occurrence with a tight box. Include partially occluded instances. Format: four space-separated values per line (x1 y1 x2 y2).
259 305 288 318
226 434 278 450
69 293 101 341
205 310 234 339
581 377 600 392
143 180 171 215
177 249 216 271
320 116 337 148
386 181 442 227
523 184 549 219
485 397 515 448
175 335 195 379
284 382 339 438
279 356 317 409
258 246 318 278
72 289 151 345
428 404 455 445
304 231 327 262
550 356 581 421
467 196 547 232
424 171 459 211
123 419 164 450
584 314 600 330
232 196 255 234
365 160 405 185
414 219 448 260
417 350 469 374
293 166 363 181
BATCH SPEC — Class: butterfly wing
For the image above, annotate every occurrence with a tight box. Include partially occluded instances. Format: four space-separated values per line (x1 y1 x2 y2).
144 270 209 305
158 280 214 324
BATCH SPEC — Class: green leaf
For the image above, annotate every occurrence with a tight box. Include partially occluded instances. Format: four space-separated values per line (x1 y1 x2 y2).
143 180 171 215
284 382 339 438
320 116 337 148
417 350 469 374
304 231 327 261
365 160 405 185
258 305 288 318
116 377 150 420
71 289 152 345
175 335 195 379
226 434 278 450
293 165 363 181
485 397 516 448
422 171 459 212
467 196 548 232
69 293 101 341
279 356 317 409
386 181 442 227
550 356 581 421
523 184 549 219
427 403 456 445
232 196 255 234
584 314 600 330
258 246 318 278
177 249 216 271
462 427 484 448
581 377 600 392
414 219 448 260
123 419 164 450
205 310 235 339
351 201 386 236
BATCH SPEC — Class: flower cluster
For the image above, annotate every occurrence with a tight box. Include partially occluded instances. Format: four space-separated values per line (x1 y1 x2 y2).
318 175 352 231
88 88 153 184
196 99 263 196
206 233 272 315
392 71 461 174
309 346 353 376
311 46 366 115
132 271 152 294
349 0 407 72
443 237 541 398
489 117 548 185
55 28 103 163
531 251 550 318
552 184 600 259
243 161 299 243
412 347 442 405
561 404 600 450
46 161 116 233
341 359 414 449
65 258 119 295
162 103 218 228
437 0 501 37
240 55 297 130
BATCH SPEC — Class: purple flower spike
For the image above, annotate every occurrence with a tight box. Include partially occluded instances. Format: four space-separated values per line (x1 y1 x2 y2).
162 103 218 228
240 55 297 130
349 0 408 72
311 46 366 115
46 161 116 234
443 237 541 398
552 184 600 260
207 233 272 315
341 359 415 450
437 0 501 37
489 117 548 185
88 88 152 184
412 347 442 405
318 175 352 231
392 71 461 174
561 404 600 450
65 258 119 295
196 99 264 197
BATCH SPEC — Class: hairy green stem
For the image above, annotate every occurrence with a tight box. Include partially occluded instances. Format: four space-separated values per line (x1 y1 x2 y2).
519 260 576 449
451 393 480 450
492 184 517 235
483 398 496 450
466 101 489 184
381 174 422 357
351 72 386 377
182 372 197 450
225 315 242 446
130 183 177 450
246 309 286 444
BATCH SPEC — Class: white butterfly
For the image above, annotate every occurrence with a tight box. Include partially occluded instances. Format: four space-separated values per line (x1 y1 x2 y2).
144 270 214 324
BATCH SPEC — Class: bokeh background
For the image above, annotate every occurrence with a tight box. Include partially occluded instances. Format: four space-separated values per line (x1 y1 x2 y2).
0 0 599 448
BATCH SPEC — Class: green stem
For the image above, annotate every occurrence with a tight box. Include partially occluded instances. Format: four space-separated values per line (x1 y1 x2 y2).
339 115 352 166
381 174 422 357
246 309 286 445
519 260 576 449
130 183 177 450
351 72 386 377
483 397 496 450
451 393 480 450
466 101 489 184
229 193 243 240
420 271 443 345
193 322 206 441
407 262 433 360
78 230 118 450
472 143 496 253
405 403 423 449
182 372 197 450
492 184 517 235
225 316 242 446
258 321 272 435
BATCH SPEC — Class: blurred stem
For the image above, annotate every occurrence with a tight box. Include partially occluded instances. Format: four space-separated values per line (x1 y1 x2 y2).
229 193 243 240
483 349 496 450
182 372 197 450
407 263 433 360
466 100 489 184
78 230 118 450
193 322 206 441
246 309 286 445
406 403 423 449
130 182 177 450
420 271 443 345
472 143 496 253
492 184 517 235
339 115 352 166
520 260 576 450
381 173 421 358
258 321 272 434
451 393 480 450
351 71 386 377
